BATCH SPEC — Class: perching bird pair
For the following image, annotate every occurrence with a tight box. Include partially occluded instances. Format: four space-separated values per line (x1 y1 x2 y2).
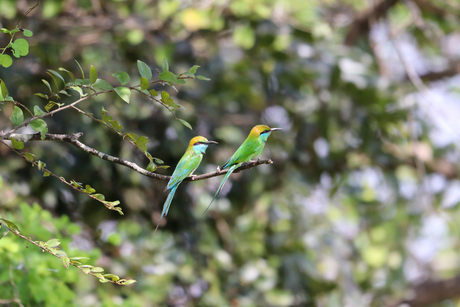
153 124 281 235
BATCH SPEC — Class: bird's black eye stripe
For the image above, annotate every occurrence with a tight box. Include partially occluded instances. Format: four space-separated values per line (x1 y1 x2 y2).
195 141 204 145
261 129 270 134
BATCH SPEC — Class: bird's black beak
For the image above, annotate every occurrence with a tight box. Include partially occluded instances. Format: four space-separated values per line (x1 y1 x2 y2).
204 140 218 145
270 128 282 132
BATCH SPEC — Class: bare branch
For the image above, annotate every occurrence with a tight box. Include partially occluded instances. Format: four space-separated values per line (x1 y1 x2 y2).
390 275 460 307
0 139 123 214
344 0 399 46
1 133 275 181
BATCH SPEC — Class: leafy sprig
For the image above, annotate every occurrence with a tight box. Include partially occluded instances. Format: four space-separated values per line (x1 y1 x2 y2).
0 218 136 285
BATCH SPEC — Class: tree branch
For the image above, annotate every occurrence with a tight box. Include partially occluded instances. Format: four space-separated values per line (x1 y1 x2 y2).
390 275 460 307
344 0 399 46
1 132 275 181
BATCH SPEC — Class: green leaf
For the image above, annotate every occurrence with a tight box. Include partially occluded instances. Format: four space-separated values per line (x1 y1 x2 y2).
157 165 170 169
103 274 120 281
9 106 24 126
59 90 70 96
74 79 91 86
162 58 169 72
75 60 85 84
70 180 83 188
45 101 57 112
189 65 200 74
158 71 186 85
92 79 114 91
146 162 157 172
91 267 104 273
70 257 90 261
0 28 10 34
0 218 19 232
0 79 8 100
121 279 137 285
42 79 53 93
160 91 184 110
30 119 48 140
90 65 98 85
37 160 46 171
124 133 138 141
11 138 24 150
112 71 130 85
140 77 149 90
135 136 148 152
179 119 193 130
161 90 170 101
43 171 50 177
115 87 131 103
46 71 59 91
84 184 96 194
47 69 66 85
62 256 70 269
23 29 33 37
0 54 13 68
46 238 60 248
93 194 105 201
137 60 152 80
0 223 9 240
34 93 48 99
11 38 29 56
196 75 211 81
114 207 124 215
24 152 35 162
105 200 120 207
152 157 164 164
158 71 177 83
149 89 158 96
58 67 75 84
70 86 86 97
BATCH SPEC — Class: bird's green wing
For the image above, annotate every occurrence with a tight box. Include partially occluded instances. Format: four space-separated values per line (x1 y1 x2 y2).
166 152 202 190
222 138 262 169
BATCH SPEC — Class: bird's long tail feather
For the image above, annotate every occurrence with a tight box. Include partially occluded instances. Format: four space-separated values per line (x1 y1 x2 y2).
153 186 177 236
203 164 238 215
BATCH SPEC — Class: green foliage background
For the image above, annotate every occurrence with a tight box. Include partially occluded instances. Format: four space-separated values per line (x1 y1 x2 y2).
1 0 460 306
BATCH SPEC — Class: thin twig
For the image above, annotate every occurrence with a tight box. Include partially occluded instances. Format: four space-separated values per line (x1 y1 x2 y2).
2 89 112 138
0 139 123 213
16 0 40 27
1 224 134 286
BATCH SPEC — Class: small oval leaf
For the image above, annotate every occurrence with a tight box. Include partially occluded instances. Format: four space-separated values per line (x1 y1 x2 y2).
90 65 98 85
9 106 24 126
114 87 131 103
137 60 152 80
179 119 192 130
112 71 130 85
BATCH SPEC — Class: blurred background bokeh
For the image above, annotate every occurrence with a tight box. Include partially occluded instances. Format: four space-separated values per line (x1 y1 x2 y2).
1 0 460 306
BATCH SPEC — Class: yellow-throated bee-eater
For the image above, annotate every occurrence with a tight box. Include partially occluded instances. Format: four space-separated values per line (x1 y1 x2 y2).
153 136 218 235
205 125 281 213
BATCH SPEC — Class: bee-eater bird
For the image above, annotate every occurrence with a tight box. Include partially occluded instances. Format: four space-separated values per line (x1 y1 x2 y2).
204 125 281 214
153 136 218 235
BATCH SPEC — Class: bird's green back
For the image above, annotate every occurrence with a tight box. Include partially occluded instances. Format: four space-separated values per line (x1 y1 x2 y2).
222 136 264 169
166 149 203 190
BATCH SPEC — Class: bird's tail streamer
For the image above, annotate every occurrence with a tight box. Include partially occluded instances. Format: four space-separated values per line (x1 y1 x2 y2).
203 164 238 215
